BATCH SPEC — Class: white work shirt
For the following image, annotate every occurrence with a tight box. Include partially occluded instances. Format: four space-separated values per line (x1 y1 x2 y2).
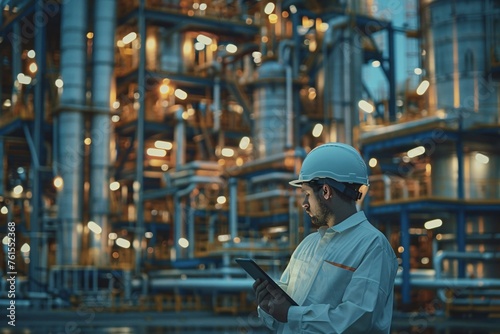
258 211 398 333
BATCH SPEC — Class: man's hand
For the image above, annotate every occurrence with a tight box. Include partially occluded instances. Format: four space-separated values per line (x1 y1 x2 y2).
252 278 292 323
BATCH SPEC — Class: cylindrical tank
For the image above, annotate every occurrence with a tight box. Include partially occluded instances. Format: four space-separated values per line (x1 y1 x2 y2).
422 0 500 119
252 61 287 158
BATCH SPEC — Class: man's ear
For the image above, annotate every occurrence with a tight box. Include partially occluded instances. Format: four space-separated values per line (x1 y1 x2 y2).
322 184 332 199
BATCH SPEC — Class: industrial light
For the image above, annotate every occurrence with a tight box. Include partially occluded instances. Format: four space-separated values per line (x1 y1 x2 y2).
87 221 102 234
155 140 173 150
122 32 137 45
178 238 189 248
268 13 278 24
424 219 442 230
161 164 169 171
312 123 323 138
358 100 374 113
225 44 237 53
86 32 94 39
1 206 8 215
116 238 131 248
239 136 250 150
199 3 207 10
217 234 230 242
217 196 226 204
174 89 187 100
414 68 422 75
29 63 37 73
112 101 120 109
289 5 297 13
2 236 10 245
3 99 11 107
194 42 205 51
369 158 378 168
109 181 120 191
55 78 64 88
407 146 425 158
196 34 212 45
27 50 36 58
108 232 118 240
318 22 329 32
145 232 153 238
252 51 261 58
416 80 430 95
111 115 120 123
264 2 275 14
147 148 167 157
221 148 234 157
20 243 30 253
13 185 23 195
53 176 63 189
475 153 489 164
84 137 92 145
17 73 31 85
371 60 381 68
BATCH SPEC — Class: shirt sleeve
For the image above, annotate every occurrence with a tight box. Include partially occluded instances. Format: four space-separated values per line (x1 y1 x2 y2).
287 245 396 333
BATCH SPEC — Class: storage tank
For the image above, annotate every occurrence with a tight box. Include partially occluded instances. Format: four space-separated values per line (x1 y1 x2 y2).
252 61 287 158
421 0 500 121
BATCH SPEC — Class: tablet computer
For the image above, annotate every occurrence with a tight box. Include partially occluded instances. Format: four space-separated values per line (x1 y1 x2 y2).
235 258 298 306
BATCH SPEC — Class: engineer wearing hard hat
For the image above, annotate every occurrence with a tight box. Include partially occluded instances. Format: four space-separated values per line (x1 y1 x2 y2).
253 142 398 333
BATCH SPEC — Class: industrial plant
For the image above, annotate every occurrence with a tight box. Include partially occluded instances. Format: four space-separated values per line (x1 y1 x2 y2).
1 0 499 332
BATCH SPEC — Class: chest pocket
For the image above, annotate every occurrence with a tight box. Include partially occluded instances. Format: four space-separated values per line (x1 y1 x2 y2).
308 260 355 305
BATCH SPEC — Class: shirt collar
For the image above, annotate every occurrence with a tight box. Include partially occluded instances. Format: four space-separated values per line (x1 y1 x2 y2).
317 211 367 236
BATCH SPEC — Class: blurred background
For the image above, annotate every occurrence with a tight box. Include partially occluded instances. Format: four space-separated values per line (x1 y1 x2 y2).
1 0 500 332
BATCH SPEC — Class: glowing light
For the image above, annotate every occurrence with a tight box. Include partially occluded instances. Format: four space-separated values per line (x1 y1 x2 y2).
239 136 250 150
221 148 234 157
369 158 378 168
147 148 167 157
2 236 10 244
268 13 278 24
155 140 173 150
1 206 8 215
122 32 137 44
414 68 422 75
20 243 30 253
407 146 425 158
225 44 237 53
196 34 212 45
51 177 63 190
27 50 36 58
358 100 374 113
174 89 187 100
199 3 207 10
371 60 381 67
252 51 261 58
217 196 226 204
398 246 404 253
112 101 120 109
3 99 11 107
55 78 64 88
88 221 102 234
421 257 430 265
87 32 94 39
17 73 31 85
217 234 230 242
312 123 323 138
161 164 169 171
424 219 443 230
264 2 275 14
109 181 120 191
194 42 205 51
108 232 118 240
158 82 170 94
13 185 23 195
29 63 38 73
116 238 131 248
318 22 329 32
289 5 297 13
178 238 189 248
416 80 430 95
84 137 92 145
475 153 489 164
145 232 153 238
111 115 120 123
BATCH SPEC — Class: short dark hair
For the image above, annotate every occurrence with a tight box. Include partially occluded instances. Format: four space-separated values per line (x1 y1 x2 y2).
309 179 361 202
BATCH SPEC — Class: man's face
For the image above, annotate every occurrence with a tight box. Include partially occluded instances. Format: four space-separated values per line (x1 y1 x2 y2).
300 183 331 227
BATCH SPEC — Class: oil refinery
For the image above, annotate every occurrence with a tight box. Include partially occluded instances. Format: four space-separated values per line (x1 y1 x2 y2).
1 0 500 332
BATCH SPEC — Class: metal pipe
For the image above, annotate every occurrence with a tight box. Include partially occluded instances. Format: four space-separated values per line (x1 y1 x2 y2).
279 40 294 149
213 76 221 132
57 0 87 265
89 0 116 266
229 178 238 240
174 105 185 166
134 0 146 275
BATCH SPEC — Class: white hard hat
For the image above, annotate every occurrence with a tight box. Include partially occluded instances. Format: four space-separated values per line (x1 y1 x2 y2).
289 143 369 196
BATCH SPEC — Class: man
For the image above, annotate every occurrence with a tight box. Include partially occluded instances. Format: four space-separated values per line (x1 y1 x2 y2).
253 142 398 333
